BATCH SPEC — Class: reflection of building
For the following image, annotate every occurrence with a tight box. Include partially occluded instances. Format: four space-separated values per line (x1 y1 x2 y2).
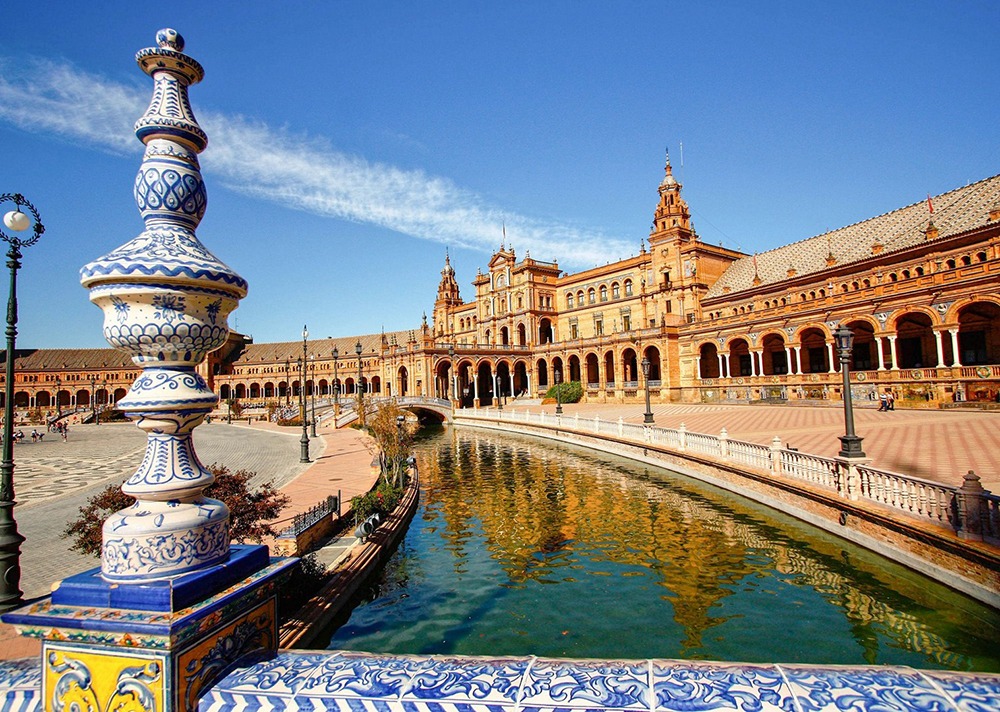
4 157 999 409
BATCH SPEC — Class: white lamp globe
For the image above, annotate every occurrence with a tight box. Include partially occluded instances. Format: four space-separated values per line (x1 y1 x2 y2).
3 210 30 232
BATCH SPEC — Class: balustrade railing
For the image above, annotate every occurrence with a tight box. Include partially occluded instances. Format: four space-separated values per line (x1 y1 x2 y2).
457 407 997 542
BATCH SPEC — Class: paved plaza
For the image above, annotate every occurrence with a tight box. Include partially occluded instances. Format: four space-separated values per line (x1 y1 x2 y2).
519 401 1000 492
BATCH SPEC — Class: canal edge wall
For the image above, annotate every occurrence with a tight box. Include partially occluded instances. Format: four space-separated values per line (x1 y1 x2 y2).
453 413 1000 609
278 467 420 649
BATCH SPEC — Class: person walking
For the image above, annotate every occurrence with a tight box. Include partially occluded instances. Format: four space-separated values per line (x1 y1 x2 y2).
887 390 895 411
878 392 888 412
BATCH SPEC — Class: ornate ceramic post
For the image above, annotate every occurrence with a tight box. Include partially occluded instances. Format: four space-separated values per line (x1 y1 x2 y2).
2 30 294 712
78 28 246 580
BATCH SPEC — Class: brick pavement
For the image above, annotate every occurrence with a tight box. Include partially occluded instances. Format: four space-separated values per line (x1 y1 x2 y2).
503 401 1000 492
0 418 373 661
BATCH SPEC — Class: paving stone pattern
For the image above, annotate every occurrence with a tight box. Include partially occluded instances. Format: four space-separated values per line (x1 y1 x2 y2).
14 422 322 601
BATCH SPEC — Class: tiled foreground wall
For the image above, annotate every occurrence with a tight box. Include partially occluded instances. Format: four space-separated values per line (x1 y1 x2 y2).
4 650 998 711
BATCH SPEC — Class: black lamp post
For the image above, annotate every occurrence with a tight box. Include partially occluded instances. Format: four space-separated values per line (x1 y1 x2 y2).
55 376 61 418
99 379 107 424
0 192 44 611
355 339 364 425
641 357 654 424
554 367 563 415
309 355 317 437
283 358 290 407
299 326 310 463
89 375 97 425
331 346 339 417
834 325 866 458
395 414 405 487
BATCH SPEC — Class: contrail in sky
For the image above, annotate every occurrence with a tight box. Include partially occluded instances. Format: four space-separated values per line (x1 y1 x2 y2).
0 55 632 268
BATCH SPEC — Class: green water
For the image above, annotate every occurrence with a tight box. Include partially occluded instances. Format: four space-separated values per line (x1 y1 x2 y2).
325 427 1000 670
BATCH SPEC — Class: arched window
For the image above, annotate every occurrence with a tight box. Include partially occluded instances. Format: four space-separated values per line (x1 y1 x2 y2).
889 273 898 282
902 270 910 279
567 293 574 308
577 290 585 304
962 255 972 266
947 259 957 269
612 283 620 299
588 288 596 304
600 285 608 301
977 251 988 262
624 280 633 296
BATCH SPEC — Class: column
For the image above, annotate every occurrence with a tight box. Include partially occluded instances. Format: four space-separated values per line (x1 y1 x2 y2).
888 335 898 370
749 351 758 377
717 353 725 378
525 372 532 398
696 358 702 380
934 330 946 368
875 336 886 371
950 329 961 367
508 372 515 399
473 373 479 405
785 346 795 375
793 346 802 375
827 342 836 373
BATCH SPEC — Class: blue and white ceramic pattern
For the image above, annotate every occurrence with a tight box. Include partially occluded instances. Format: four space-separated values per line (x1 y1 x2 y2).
188 652 1000 712
3 652 999 712
79 29 246 581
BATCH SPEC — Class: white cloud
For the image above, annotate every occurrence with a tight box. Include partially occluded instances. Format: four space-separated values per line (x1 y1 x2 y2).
0 55 632 269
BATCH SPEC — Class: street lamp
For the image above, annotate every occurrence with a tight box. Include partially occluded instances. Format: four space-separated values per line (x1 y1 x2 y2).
299 326 310 463
554 367 563 415
284 358 290 407
448 344 456 405
355 339 364 425
331 346 340 417
55 376 61 418
834 325 866 458
310 355 317 437
0 192 44 611
395 414 405 487
100 379 107 424
89 375 97 425
641 357 654 424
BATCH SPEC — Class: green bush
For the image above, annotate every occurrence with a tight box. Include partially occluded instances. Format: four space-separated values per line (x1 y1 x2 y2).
545 380 583 403
278 553 328 620
351 478 403 522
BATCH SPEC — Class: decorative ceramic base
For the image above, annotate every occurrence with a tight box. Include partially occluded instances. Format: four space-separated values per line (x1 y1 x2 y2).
2 548 295 712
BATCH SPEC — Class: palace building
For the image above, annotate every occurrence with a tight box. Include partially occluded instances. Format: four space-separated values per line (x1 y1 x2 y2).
4 157 1000 417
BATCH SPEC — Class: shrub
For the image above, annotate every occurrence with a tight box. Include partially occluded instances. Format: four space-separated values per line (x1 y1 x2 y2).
278 553 328 619
545 380 583 403
64 463 290 557
350 478 403 523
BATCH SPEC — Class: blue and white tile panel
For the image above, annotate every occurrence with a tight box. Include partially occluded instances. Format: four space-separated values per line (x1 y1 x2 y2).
3 651 999 712
197 651 1000 712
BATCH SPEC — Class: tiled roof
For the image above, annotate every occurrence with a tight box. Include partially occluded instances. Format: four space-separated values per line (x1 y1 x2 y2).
704 174 1000 299
232 331 416 364
0 348 131 371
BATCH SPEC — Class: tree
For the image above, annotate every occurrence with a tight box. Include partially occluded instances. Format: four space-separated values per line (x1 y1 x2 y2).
64 463 290 557
363 400 416 488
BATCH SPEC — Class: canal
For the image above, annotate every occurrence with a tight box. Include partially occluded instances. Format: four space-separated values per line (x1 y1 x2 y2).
325 426 1000 670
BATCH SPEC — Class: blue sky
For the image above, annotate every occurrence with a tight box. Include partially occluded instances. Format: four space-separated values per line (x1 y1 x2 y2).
1 1 997 349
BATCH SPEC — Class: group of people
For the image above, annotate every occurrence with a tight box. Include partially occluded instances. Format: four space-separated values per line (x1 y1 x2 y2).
877 390 896 411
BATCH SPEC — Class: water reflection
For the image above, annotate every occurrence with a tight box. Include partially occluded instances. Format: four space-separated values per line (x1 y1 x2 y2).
327 427 1000 670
